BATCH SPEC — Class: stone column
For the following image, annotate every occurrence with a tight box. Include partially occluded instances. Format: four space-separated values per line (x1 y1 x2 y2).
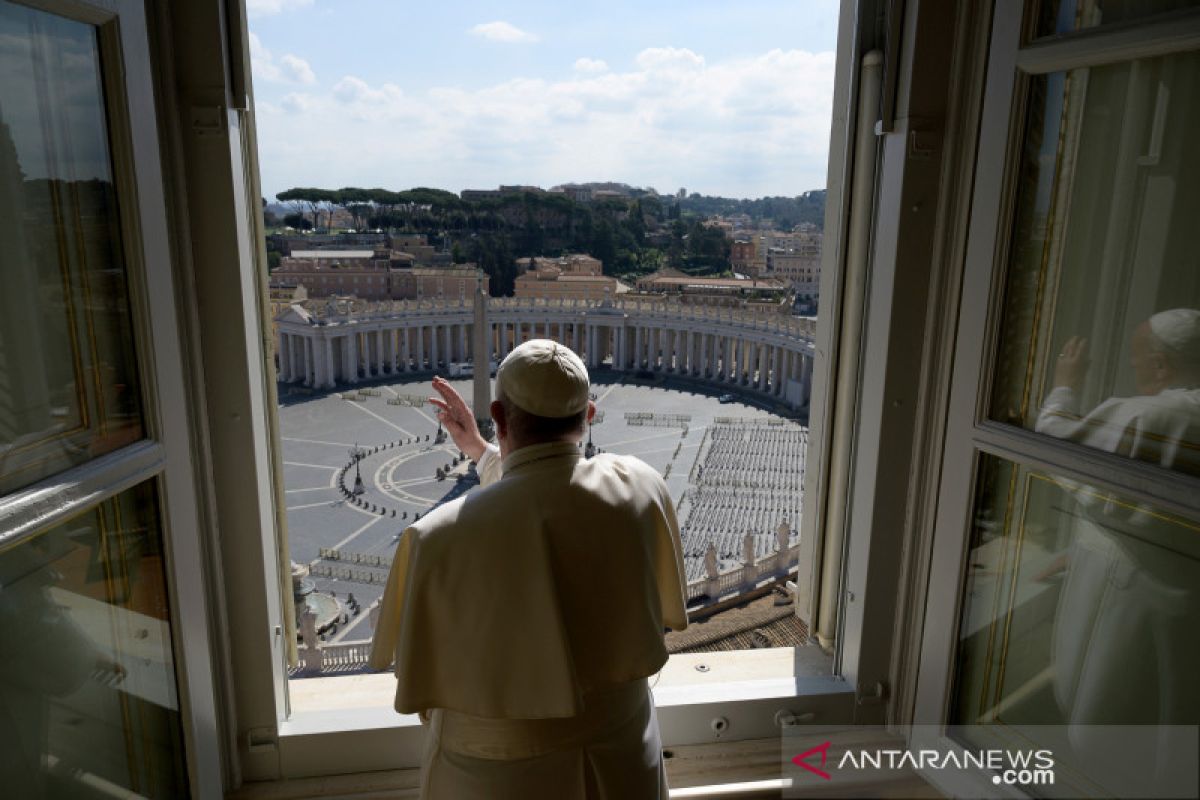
302 336 313 386
323 337 335 388
772 346 783 396
294 338 304 388
348 332 360 383
472 278 491 424
402 327 411 372
293 335 303 385
431 324 440 370
278 333 290 382
800 351 813 404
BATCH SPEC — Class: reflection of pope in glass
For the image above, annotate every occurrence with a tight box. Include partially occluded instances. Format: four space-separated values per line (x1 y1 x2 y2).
1035 309 1200 785
1040 308 1200 475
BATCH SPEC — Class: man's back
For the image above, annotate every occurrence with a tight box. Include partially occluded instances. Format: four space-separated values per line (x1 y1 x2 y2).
370 441 688 719
370 343 688 798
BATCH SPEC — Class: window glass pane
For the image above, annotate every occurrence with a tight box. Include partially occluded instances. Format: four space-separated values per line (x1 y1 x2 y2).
952 454 1199 795
1034 0 1200 38
0 1 145 495
0 481 188 798
990 51 1200 477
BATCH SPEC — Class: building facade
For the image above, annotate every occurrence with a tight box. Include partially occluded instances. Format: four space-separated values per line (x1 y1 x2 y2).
270 248 486 301
276 295 815 410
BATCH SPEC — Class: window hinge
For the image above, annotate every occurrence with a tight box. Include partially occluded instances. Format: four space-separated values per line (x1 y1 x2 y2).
190 105 227 138
857 681 888 707
246 726 278 754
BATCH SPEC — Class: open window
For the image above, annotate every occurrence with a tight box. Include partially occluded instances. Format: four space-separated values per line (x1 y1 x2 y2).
0 0 222 795
915 1 1200 796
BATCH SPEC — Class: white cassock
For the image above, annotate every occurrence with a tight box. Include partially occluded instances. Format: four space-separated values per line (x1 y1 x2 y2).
1035 386 1200 788
369 441 689 800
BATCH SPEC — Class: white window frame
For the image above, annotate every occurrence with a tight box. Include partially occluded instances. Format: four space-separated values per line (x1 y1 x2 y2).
0 0 224 794
146 0 1007 787
913 1 1200 792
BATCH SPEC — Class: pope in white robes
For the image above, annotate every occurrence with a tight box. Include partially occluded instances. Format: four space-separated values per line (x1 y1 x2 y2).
1034 309 1200 790
369 339 688 799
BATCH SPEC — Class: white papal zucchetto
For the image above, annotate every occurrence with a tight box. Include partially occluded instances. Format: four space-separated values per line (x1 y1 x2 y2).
1149 308 1200 363
496 339 590 418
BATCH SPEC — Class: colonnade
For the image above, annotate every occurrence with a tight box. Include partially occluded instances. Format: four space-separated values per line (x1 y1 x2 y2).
277 301 814 408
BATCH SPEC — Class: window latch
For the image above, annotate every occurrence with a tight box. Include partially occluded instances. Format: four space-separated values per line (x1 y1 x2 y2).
857 681 888 707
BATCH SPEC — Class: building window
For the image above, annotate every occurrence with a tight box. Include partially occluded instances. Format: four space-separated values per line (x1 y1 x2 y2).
916 3 1200 795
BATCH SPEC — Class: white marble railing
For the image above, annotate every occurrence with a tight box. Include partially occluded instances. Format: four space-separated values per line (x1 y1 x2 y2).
293 543 800 676
295 638 374 675
305 295 816 340
685 545 799 603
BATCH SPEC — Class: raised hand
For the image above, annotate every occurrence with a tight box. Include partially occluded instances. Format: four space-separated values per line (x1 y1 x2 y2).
1053 336 1090 391
428 376 489 462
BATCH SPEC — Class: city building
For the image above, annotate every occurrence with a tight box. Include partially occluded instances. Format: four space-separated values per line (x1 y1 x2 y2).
513 255 628 302
267 283 308 346
5 1 1196 797
768 250 822 298
635 268 789 309
731 239 757 272
460 185 543 202
269 247 486 301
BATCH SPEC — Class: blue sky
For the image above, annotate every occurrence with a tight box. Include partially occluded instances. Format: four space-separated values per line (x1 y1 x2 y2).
249 0 840 200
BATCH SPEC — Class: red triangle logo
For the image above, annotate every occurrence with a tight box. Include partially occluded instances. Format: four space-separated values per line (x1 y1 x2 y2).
792 740 832 780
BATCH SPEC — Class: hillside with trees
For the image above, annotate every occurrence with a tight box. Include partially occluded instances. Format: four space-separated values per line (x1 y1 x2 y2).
268 185 824 295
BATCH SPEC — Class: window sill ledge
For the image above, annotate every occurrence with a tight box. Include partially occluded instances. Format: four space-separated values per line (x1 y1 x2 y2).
267 646 851 781
284 645 838 728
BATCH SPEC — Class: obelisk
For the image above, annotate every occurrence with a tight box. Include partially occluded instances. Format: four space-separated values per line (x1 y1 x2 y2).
471 270 493 437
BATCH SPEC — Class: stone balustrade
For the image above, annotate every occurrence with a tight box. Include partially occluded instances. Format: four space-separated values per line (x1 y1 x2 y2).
294 543 799 676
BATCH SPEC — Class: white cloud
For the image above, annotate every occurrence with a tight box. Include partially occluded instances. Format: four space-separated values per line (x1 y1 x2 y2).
280 92 316 113
635 46 705 72
280 54 316 85
249 33 317 86
573 58 609 74
254 47 836 199
331 76 404 119
249 32 280 81
247 0 313 18
469 21 538 43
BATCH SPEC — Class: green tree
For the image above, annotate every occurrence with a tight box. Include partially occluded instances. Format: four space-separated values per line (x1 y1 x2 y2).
283 212 312 230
